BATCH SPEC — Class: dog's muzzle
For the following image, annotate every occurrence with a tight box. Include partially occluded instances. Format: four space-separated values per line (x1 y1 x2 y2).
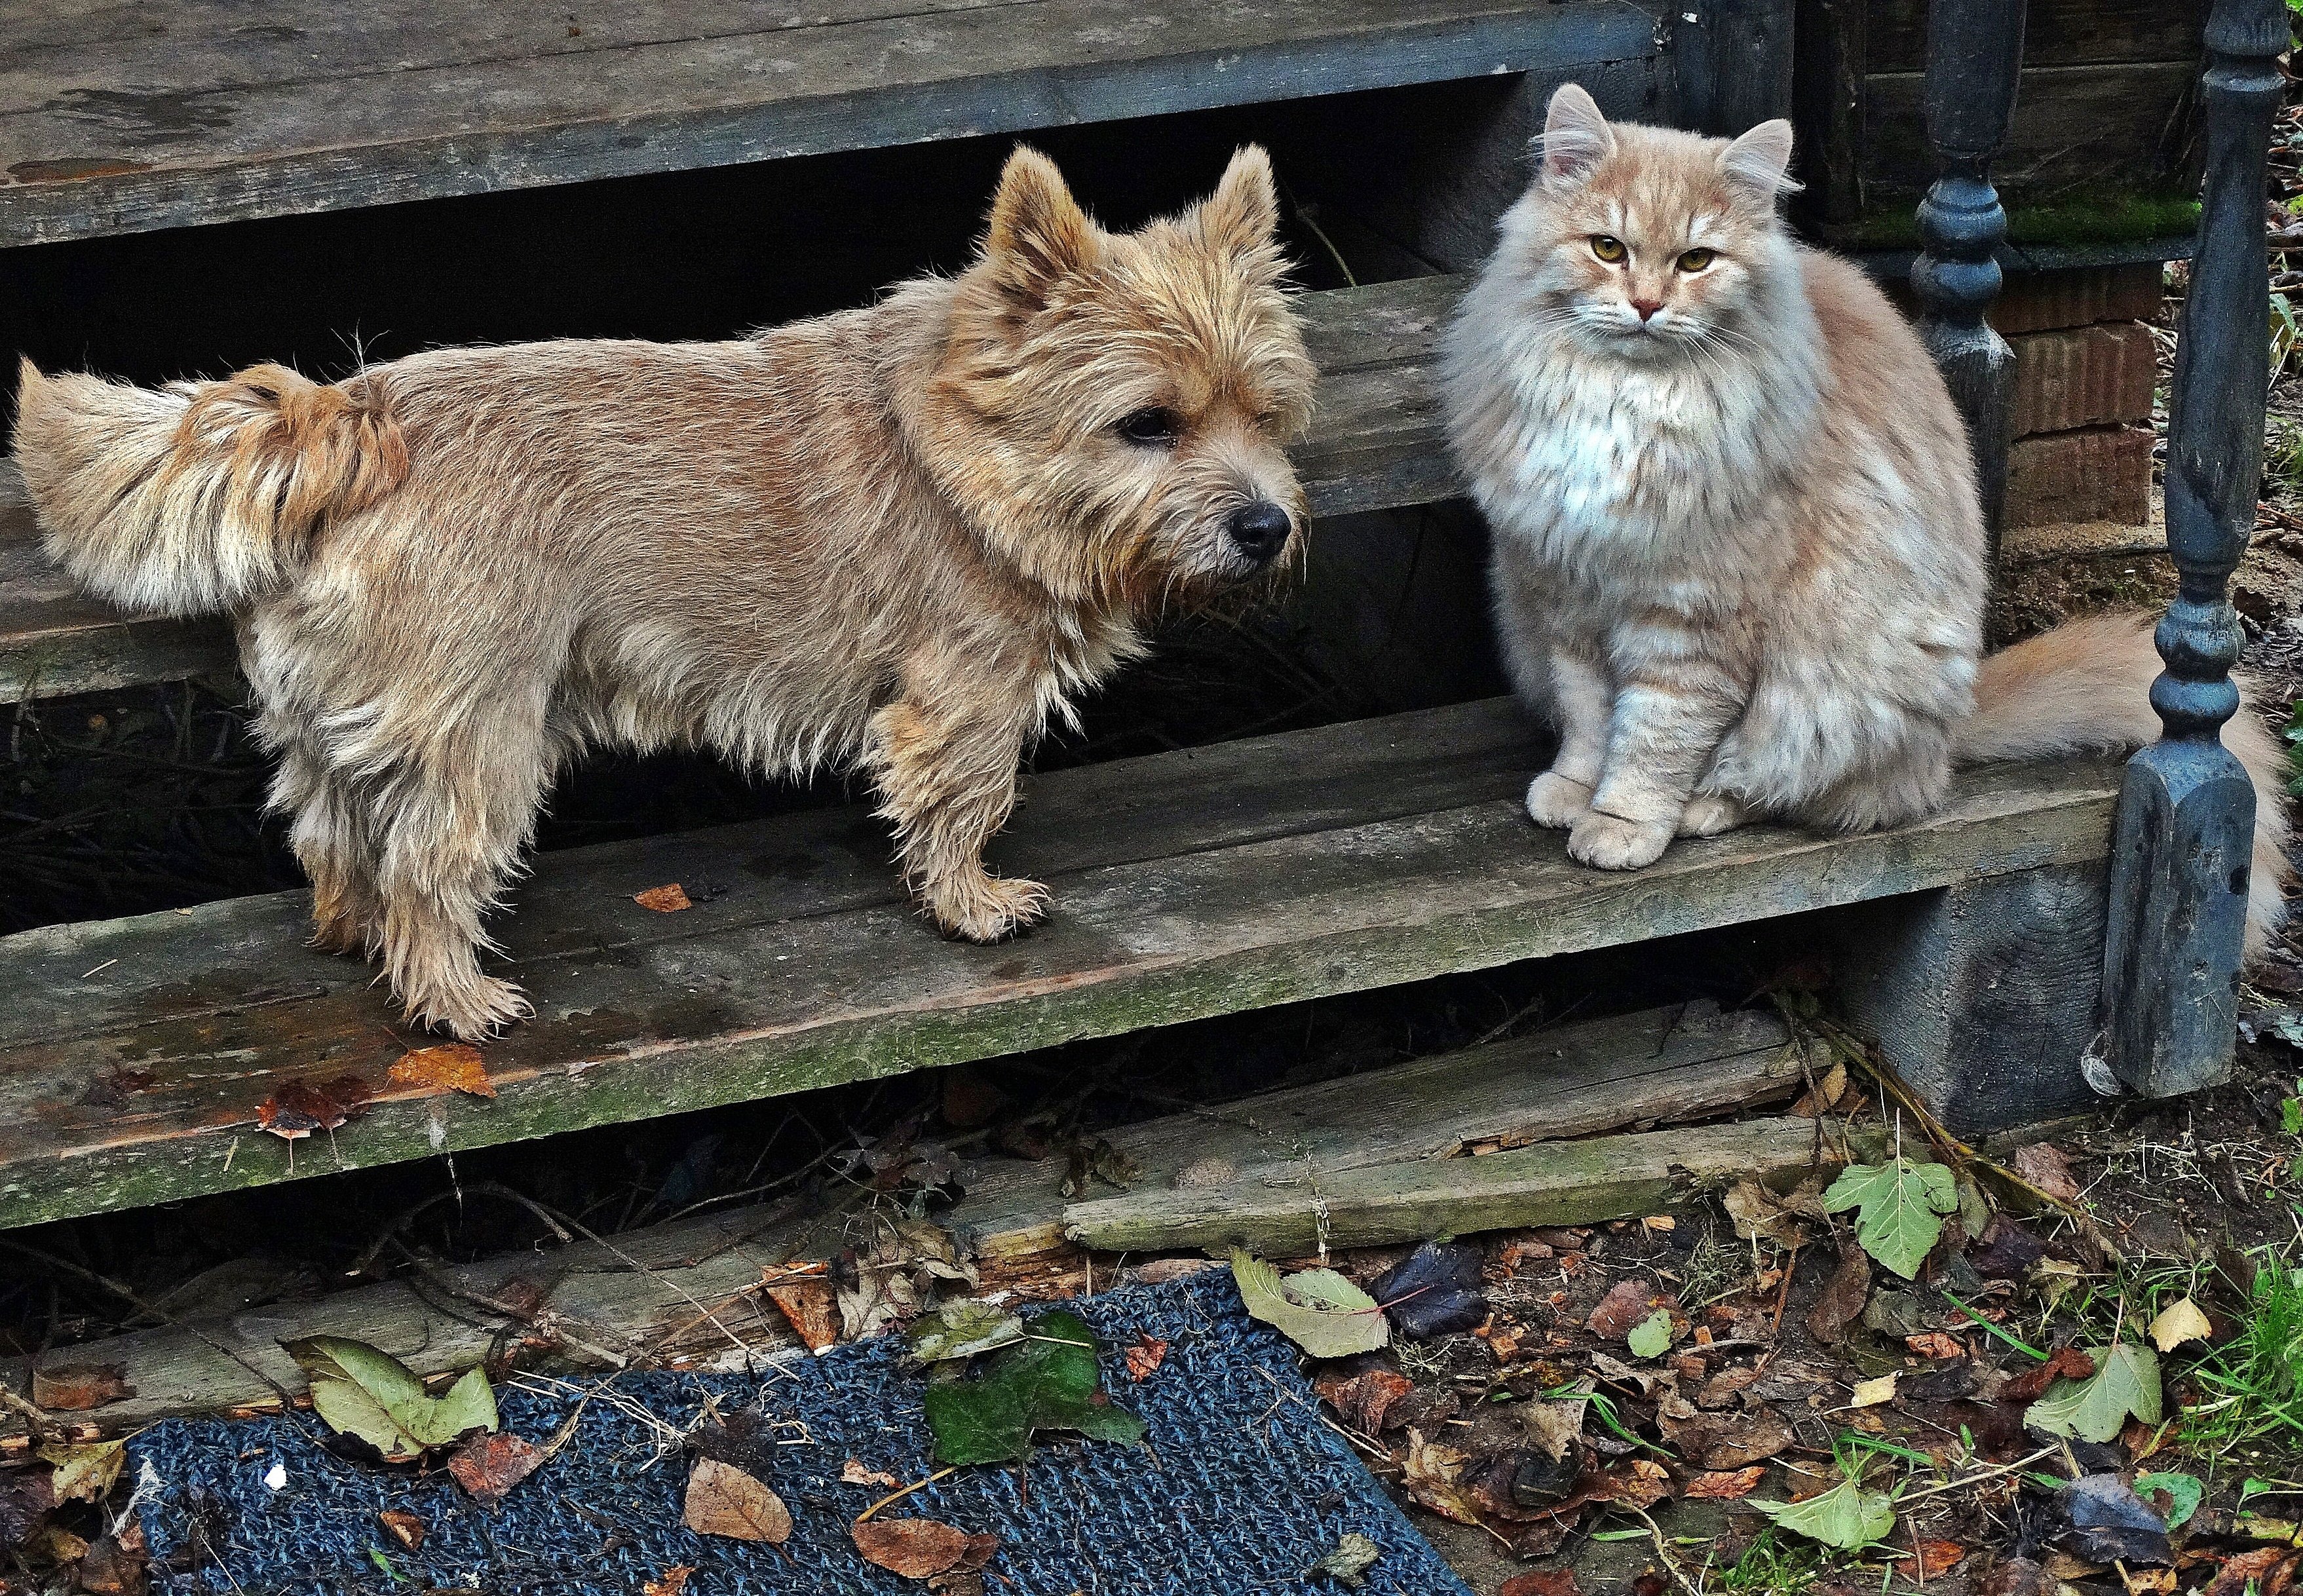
1227 501 1294 565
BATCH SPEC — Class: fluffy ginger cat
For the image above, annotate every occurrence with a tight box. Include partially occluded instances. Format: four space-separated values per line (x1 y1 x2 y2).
1443 83 2289 949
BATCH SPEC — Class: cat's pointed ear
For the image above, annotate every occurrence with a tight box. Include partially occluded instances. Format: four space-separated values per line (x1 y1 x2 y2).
1721 119 1800 204
983 145 1101 304
1201 144 1282 261
1538 83 1616 191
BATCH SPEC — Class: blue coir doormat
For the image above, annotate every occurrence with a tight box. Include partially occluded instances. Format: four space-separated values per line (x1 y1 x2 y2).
130 1273 1472 1596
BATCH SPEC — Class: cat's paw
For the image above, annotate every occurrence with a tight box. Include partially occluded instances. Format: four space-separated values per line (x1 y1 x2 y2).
1525 772 1595 829
1568 810 1674 871
1677 793 1748 837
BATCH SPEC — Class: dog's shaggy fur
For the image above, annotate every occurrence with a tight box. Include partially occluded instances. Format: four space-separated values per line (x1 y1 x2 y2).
16 147 1316 1038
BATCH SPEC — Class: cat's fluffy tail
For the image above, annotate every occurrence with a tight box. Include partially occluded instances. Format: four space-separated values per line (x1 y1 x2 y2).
13 358 406 616
1954 609 2292 955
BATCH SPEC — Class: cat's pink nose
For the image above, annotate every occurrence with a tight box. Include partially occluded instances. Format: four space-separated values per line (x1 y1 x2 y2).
1631 297 1664 320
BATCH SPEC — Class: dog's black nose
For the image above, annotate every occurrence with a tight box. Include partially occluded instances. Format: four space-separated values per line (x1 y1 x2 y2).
1228 501 1293 561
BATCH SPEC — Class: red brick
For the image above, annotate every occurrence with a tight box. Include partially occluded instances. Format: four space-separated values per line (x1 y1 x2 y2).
2005 426 2154 529
2009 321 2157 436
1989 263 2165 336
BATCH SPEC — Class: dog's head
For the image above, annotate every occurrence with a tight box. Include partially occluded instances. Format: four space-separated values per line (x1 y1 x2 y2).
922 145 1314 611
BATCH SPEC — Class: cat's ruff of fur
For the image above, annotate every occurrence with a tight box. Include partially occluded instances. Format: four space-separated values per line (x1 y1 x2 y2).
1442 83 2289 951
16 146 1316 1039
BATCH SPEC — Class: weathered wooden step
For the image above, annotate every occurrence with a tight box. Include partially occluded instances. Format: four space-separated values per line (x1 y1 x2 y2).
0 1 1660 246
0 694 2120 1231
0 273 1466 702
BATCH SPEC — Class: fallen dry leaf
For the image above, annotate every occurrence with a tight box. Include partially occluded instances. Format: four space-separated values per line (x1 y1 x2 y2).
377 1510 425 1551
76 1529 146 1596
2149 1296 2213 1353
387 1042 496 1100
2011 1142 2081 1204
2002 1344 2095 1403
1124 1334 1170 1382
642 1569 695 1596
841 1458 900 1489
255 1074 370 1141
1850 1373 1897 1408
682 1457 792 1543
1316 1369 1418 1436
1591 1457 1674 1512
1806 1241 1873 1344
1914 1540 1966 1579
852 1518 1000 1580
1684 1467 1766 1501
1588 1278 1673 1340
766 1278 841 1353
447 1431 544 1505
1501 1572 1584 1596
634 883 694 913
1400 1431 1483 1526
1906 1332 1967 1360
2205 1548 2300 1596
31 1363 132 1411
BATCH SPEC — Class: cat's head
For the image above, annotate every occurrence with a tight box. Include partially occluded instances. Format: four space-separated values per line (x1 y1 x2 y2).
1499 85 1797 361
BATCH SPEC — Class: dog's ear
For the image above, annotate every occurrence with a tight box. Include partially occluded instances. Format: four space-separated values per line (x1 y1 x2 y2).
1538 83 1615 191
984 145 1099 305
1201 145 1282 260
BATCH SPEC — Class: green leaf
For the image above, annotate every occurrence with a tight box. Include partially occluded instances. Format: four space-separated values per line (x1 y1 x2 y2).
2023 1343 2162 1443
2136 1472 2203 1530
282 1336 498 1464
1230 1250 1389 1359
1821 1156 1958 1280
906 1301 1025 1366
1626 1309 1675 1360
1754 1479 1897 1549
921 1310 1147 1466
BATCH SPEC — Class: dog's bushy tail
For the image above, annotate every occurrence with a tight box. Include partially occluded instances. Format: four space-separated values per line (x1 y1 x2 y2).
1954 609 2292 954
13 359 406 615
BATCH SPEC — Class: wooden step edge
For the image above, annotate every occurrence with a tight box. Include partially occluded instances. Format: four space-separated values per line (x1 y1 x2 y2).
0 999 1808 1437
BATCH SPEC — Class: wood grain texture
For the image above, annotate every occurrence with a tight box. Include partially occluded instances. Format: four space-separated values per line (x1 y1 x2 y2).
0 693 2120 1230
1862 63 2199 200
0 998 1810 1432
0 274 1470 703
1866 0 2205 73
0 0 1663 246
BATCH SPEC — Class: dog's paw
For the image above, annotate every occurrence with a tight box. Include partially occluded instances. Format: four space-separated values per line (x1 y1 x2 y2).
1677 792 1748 837
1525 772 1595 829
1568 810 1674 871
409 975 534 1041
932 875 1051 943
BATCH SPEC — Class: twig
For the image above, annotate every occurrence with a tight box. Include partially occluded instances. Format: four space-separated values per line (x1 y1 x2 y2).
856 1466 957 1523
0 1387 66 1445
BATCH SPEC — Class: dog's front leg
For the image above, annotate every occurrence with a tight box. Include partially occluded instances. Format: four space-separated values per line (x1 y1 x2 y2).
867 699 1048 942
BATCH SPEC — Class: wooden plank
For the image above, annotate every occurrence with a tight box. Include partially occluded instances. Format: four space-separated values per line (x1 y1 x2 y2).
0 691 2120 1231
0 0 1663 246
1063 1114 1848 1253
1866 0 2206 73
1861 63 2199 202
0 274 1471 704
0 998 1812 1432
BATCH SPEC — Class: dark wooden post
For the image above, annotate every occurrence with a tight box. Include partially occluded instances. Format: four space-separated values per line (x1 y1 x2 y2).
2099 0 2285 1099
1909 0 2026 575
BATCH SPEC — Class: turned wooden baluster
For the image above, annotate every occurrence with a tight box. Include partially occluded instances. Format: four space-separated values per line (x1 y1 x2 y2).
2099 0 2286 1097
1911 0 2027 574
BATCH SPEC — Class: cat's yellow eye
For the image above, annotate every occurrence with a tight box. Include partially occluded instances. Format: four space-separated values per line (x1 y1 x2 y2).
1676 248 1716 272
1589 235 1627 263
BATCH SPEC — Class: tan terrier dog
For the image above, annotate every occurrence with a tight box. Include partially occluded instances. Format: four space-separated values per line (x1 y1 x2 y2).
16 146 1315 1038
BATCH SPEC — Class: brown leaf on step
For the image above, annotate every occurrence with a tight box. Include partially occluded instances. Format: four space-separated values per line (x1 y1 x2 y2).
255 1073 370 1141
1806 1241 1873 1345
1906 1332 1968 1360
1588 1278 1676 1341
31 1363 132 1411
1316 1369 1418 1437
447 1432 544 1505
766 1279 841 1352
1399 1432 1483 1526
377 1510 426 1551
1124 1335 1169 1382
633 883 693 913
1914 1540 1966 1579
2000 1345 2095 1404
387 1042 496 1100
76 1529 147 1596
841 1458 900 1489
2010 1142 2080 1204
1684 1466 1766 1501
852 1518 999 1580
681 1457 792 1543
1501 1572 1584 1596
642 1569 695 1596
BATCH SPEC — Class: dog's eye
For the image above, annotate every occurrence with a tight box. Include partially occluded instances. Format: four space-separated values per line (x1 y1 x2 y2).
1116 407 1183 447
1590 235 1627 263
1676 247 1716 272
